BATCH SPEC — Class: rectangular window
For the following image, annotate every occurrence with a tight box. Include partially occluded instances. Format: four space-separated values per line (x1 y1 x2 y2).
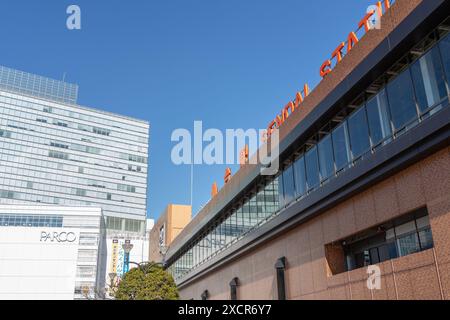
411 46 448 114
366 89 392 147
277 174 285 209
387 69 418 131
256 189 267 221
348 106 370 159
327 208 435 274
318 135 334 181
236 207 244 234
305 146 320 191
282 165 295 206
75 189 86 197
242 201 252 229
249 196 258 225
396 232 420 257
332 122 351 171
440 32 450 89
293 156 306 198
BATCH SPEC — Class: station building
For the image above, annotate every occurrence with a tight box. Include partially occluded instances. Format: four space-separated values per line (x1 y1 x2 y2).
164 0 450 300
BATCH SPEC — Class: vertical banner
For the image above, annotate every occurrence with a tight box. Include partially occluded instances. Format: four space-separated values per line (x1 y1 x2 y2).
109 239 119 274
116 244 125 278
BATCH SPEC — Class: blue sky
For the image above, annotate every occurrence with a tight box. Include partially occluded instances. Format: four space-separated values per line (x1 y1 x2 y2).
0 0 376 220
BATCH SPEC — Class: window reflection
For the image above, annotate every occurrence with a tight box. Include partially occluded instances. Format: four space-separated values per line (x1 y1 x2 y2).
366 89 392 147
411 47 448 115
348 106 371 159
318 135 334 181
305 146 320 191
387 70 418 131
440 33 450 88
278 174 285 208
282 165 295 205
332 122 351 171
293 156 306 197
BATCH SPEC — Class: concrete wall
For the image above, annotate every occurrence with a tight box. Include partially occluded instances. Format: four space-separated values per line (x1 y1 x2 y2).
149 204 191 263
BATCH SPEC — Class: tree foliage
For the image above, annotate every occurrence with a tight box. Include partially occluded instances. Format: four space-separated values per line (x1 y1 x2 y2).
114 263 179 300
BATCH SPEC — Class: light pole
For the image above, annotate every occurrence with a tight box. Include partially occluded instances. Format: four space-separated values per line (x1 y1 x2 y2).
122 243 134 274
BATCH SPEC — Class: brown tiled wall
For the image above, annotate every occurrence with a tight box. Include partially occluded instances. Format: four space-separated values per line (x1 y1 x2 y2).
179 147 450 300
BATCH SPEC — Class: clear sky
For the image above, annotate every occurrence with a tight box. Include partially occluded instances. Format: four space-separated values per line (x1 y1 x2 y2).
0 0 377 220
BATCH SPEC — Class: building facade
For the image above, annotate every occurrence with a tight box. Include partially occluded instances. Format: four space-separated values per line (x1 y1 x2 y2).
165 0 450 300
0 66 150 294
0 206 104 300
149 204 192 264
104 218 154 294
0 66 149 231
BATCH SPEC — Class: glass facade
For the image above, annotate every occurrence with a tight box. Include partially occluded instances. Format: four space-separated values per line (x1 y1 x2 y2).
0 66 78 104
0 67 149 233
168 179 280 281
0 214 63 227
168 24 450 283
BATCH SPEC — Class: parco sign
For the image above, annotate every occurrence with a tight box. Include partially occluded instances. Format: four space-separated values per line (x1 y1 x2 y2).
40 231 77 243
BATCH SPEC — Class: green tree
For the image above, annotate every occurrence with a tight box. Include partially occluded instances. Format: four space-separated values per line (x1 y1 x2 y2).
114 263 179 300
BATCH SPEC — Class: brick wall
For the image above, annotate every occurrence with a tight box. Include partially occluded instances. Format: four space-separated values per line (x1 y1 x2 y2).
179 146 450 300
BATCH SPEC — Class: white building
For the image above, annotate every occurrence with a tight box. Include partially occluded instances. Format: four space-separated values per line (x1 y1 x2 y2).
0 66 151 299
0 205 105 300
103 218 154 298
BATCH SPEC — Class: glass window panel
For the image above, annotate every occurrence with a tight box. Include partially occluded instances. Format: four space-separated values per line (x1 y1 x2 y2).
230 211 237 238
378 243 395 262
293 156 307 197
305 146 320 190
369 247 380 264
386 227 395 240
396 233 420 257
395 220 416 237
225 216 233 244
317 135 334 181
411 46 447 114
419 228 433 251
236 207 244 233
332 122 351 171
366 89 392 146
256 189 267 221
387 69 418 131
282 165 295 206
416 215 430 229
264 181 277 216
439 33 450 89
277 174 285 208
209 227 217 254
348 107 370 159
242 201 251 229
249 196 258 224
